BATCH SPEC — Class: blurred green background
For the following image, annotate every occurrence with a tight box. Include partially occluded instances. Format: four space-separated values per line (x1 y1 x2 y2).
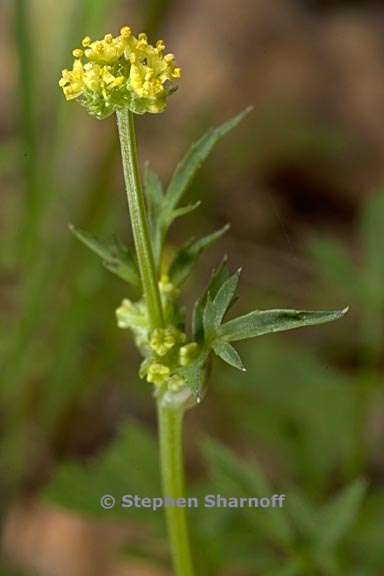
1 0 384 575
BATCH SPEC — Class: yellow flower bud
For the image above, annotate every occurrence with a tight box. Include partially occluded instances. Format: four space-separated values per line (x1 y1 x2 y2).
120 26 132 38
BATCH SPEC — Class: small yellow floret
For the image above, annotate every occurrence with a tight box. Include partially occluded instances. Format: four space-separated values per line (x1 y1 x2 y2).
147 363 170 386
150 327 183 356
82 36 92 47
120 26 132 37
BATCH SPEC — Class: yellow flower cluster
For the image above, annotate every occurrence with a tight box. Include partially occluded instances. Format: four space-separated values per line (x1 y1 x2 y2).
59 27 181 118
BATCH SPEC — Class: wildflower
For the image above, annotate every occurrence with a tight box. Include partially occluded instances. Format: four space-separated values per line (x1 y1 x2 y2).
59 26 181 119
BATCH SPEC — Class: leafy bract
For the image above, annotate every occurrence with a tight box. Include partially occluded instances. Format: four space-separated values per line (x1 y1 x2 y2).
195 262 348 378
203 269 241 338
218 308 348 342
212 340 245 371
69 224 140 287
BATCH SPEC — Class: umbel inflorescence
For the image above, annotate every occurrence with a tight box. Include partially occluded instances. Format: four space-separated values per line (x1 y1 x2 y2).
59 26 181 118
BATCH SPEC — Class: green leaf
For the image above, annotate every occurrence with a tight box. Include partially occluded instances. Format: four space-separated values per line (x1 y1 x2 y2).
163 107 253 215
192 257 231 341
315 478 367 553
204 269 241 337
203 295 216 340
43 421 161 521
69 224 140 287
212 340 245 371
168 224 230 287
219 307 348 342
202 437 293 547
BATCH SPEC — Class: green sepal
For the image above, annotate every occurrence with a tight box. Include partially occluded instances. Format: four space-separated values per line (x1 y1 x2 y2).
168 224 230 287
212 340 245 371
69 224 140 287
218 307 349 342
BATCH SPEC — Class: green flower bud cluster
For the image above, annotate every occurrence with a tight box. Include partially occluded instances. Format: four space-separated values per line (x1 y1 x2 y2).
141 329 199 392
116 291 199 393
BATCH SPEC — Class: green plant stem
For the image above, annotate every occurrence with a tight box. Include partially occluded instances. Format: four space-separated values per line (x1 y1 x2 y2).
157 398 195 576
117 109 194 572
116 109 164 329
